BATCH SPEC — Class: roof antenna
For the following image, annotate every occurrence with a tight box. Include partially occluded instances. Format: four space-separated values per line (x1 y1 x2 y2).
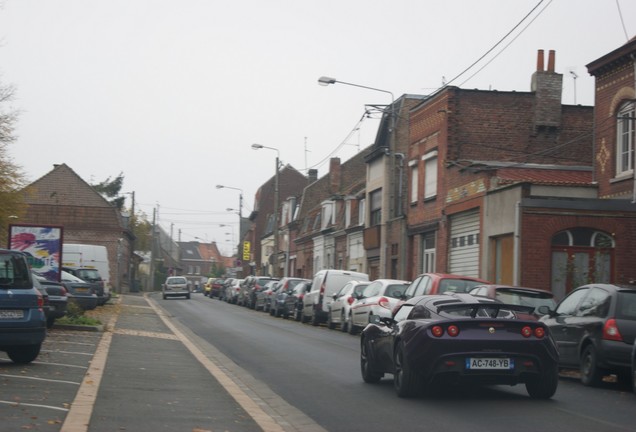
570 70 578 105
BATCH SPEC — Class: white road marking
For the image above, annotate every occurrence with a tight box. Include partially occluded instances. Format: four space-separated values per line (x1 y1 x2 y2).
0 400 69 412
0 373 80 385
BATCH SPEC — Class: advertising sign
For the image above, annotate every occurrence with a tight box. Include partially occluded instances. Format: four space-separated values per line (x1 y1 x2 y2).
9 224 64 282
242 241 251 261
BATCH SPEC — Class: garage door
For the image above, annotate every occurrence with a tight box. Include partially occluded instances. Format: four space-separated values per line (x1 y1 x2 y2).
449 209 480 277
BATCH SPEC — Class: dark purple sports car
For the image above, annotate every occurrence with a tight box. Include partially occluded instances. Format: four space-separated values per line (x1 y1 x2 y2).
360 293 559 399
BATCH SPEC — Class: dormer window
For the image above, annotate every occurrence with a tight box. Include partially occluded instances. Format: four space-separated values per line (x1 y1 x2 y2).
321 200 335 230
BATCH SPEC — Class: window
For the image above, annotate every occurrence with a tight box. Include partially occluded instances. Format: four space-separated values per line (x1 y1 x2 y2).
423 151 438 199
369 189 382 226
321 201 334 230
421 232 436 273
345 199 352 228
409 160 419 203
358 198 365 226
616 101 635 177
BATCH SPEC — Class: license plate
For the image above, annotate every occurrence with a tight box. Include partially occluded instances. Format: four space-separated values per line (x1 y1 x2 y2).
466 358 513 370
75 288 89 293
0 309 24 319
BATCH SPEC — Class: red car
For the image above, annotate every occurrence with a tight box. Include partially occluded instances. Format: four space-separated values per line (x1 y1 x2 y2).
403 273 490 299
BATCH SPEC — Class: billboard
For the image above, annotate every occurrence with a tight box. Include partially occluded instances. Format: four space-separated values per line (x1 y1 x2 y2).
9 224 64 282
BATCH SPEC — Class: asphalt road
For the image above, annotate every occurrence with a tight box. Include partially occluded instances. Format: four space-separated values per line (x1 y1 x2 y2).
161 293 636 432
2 293 634 432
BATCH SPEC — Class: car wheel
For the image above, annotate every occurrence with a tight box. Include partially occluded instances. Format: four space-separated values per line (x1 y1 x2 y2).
301 310 310 323
163 294 167 300
295 308 302 322
394 341 422 398
580 345 604 386
275 306 282 318
311 309 320 326
348 317 358 335
632 355 636 394
269 306 275 316
186 294 191 299
341 311 349 333
46 317 55 329
526 364 558 399
361 337 383 383
7 344 41 364
327 311 336 330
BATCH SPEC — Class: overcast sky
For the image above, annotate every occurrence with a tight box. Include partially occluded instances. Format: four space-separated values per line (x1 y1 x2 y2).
1 0 634 255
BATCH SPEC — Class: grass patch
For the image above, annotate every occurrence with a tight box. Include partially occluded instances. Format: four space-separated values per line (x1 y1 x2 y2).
58 301 102 326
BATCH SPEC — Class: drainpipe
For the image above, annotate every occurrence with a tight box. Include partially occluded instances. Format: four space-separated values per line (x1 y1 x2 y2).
514 201 521 286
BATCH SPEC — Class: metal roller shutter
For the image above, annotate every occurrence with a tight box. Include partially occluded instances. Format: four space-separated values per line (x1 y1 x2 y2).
449 209 480 277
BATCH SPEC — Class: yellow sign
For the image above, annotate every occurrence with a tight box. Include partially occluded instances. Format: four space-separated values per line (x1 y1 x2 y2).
242 241 251 261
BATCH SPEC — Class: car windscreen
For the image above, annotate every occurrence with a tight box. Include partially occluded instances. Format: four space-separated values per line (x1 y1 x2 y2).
438 279 484 294
167 277 187 285
495 289 557 310
385 284 409 299
76 269 102 281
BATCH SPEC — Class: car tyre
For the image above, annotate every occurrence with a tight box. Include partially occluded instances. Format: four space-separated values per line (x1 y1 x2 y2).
46 317 55 329
360 337 383 383
580 345 604 386
340 311 349 333
327 311 336 330
526 365 558 399
311 309 320 326
394 341 422 398
294 307 302 322
7 344 41 364
348 318 358 335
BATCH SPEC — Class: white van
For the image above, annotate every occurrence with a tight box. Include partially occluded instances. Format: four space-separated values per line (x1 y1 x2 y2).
62 244 111 303
302 269 369 326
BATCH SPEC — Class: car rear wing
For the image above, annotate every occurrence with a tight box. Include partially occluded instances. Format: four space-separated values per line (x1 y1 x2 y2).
437 302 535 318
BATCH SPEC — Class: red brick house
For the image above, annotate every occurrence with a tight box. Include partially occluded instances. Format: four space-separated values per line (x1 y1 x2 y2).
19 163 134 291
406 49 636 299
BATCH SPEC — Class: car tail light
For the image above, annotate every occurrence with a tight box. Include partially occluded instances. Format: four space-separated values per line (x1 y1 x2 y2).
319 282 325 296
603 318 623 341
36 291 44 309
447 325 460 337
378 297 391 309
534 327 545 338
298 294 304 300
521 326 533 338
431 326 444 337
347 297 355 305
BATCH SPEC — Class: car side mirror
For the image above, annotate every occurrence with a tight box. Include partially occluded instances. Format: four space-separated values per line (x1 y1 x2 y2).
332 294 338 300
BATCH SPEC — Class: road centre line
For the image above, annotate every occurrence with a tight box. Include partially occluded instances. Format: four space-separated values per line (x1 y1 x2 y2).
0 373 80 385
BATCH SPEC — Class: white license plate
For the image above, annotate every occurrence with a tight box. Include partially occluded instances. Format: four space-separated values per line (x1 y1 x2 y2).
466 358 513 370
0 309 25 319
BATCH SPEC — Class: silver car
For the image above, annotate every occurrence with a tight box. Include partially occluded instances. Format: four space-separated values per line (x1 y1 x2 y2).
327 281 370 332
162 276 191 300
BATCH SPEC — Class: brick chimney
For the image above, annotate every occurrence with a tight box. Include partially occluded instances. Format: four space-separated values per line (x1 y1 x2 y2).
329 157 341 193
531 49 563 128
307 169 318 183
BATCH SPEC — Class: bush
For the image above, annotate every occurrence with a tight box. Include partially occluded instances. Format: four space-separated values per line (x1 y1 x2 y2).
57 301 101 326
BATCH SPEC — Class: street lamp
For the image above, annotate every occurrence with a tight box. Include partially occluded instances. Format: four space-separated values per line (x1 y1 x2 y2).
318 76 397 279
251 143 280 277
216 184 243 220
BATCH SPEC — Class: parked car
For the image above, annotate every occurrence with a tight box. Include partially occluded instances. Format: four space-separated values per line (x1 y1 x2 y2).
283 281 312 321
60 270 98 310
271 277 310 317
211 278 226 298
540 283 636 386
302 269 369 326
244 276 278 309
349 279 410 334
469 285 557 317
403 273 489 300
224 279 244 304
62 266 109 305
360 293 559 399
0 249 47 364
219 278 235 302
328 281 370 332
33 273 68 328
254 280 278 312
204 277 214 296
162 276 191 300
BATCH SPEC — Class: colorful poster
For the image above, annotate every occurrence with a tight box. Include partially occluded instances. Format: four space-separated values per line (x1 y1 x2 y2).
9 224 64 282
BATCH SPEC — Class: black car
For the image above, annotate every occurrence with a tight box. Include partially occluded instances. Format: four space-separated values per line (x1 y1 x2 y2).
540 283 636 386
271 277 311 318
245 276 278 309
33 273 68 328
360 293 559 399
62 266 108 305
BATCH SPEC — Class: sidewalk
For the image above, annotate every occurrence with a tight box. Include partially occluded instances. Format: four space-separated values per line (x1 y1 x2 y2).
62 294 289 432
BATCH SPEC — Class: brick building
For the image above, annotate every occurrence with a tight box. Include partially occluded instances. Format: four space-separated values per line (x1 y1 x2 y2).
406 48 636 299
19 163 133 291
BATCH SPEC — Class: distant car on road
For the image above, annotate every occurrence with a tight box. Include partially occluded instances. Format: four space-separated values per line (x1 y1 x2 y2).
162 276 191 300
360 293 559 399
540 283 636 386
349 279 409 334
328 280 370 332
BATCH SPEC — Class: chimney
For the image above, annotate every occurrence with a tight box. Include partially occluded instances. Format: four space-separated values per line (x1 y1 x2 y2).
531 49 562 129
307 169 318 183
329 158 341 193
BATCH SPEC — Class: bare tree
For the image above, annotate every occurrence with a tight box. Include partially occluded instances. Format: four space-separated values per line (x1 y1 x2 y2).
0 81 27 245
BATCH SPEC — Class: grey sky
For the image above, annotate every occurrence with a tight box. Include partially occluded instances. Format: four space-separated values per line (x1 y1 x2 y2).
1 0 634 255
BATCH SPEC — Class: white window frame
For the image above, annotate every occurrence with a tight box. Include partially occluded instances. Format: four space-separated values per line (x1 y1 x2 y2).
409 159 419 203
422 150 438 199
616 102 635 177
